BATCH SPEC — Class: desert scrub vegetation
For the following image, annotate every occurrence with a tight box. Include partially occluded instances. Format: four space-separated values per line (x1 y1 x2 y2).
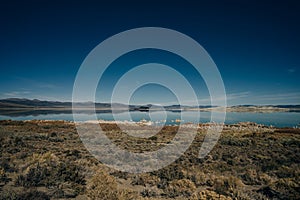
213 175 244 197
0 167 10 187
15 152 85 198
0 189 50 200
86 170 138 200
0 120 300 199
131 173 160 187
163 178 196 198
190 189 232 200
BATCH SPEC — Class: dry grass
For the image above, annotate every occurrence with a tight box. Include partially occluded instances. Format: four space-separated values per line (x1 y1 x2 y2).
87 170 138 200
0 120 299 199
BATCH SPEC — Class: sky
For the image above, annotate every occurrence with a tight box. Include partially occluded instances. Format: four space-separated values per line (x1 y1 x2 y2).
0 0 299 105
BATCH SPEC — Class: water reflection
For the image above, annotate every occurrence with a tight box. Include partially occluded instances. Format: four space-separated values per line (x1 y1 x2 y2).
0 110 299 127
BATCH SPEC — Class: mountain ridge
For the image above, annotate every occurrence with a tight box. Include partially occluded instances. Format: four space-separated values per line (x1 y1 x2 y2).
1 98 300 111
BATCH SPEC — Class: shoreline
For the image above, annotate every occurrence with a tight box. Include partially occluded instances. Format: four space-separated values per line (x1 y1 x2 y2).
1 119 299 130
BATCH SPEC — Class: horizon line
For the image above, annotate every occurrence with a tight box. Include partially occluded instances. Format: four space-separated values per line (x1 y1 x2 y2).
1 97 300 107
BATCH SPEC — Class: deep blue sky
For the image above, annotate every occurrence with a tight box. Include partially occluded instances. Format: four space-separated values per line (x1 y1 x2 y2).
0 0 299 105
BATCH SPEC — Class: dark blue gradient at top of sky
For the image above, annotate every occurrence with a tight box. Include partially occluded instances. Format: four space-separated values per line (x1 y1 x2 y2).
0 0 299 105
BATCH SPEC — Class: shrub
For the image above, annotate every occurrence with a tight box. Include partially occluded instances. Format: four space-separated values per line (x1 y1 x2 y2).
214 175 243 197
189 170 206 186
259 178 300 199
140 188 157 197
15 163 47 187
241 169 259 185
190 189 232 200
152 166 184 181
0 189 50 200
86 170 117 199
20 190 50 200
0 167 10 186
164 179 196 198
131 174 160 187
86 170 138 200
15 153 85 189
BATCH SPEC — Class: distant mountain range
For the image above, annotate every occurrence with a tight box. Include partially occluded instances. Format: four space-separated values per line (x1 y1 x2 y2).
0 98 300 113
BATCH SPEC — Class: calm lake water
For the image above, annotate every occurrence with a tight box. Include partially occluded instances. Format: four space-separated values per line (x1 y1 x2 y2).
0 111 300 127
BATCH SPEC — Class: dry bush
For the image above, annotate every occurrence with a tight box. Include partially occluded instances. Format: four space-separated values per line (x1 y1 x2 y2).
0 166 10 186
258 173 273 185
164 178 196 198
0 189 50 200
152 166 185 181
140 188 159 198
213 175 244 197
191 189 232 200
117 188 139 200
86 170 138 200
241 169 260 185
258 178 300 199
86 170 118 199
16 159 85 187
22 152 59 170
275 165 300 178
15 151 85 198
131 173 160 187
189 170 206 186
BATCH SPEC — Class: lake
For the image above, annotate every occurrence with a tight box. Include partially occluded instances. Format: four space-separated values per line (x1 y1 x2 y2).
0 110 300 128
